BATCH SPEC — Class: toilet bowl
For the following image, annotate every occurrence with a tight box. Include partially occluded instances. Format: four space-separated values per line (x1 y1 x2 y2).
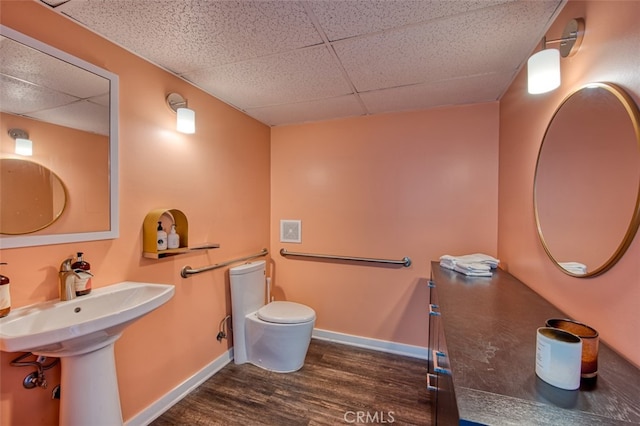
229 261 315 373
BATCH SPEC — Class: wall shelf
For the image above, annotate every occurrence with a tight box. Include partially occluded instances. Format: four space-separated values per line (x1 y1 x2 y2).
143 243 221 259
142 208 219 258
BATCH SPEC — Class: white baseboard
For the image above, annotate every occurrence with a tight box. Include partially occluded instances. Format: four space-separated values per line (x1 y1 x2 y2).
126 329 427 425
312 328 429 360
124 348 234 426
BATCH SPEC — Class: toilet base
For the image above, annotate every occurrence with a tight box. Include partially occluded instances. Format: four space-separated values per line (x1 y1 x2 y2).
240 313 314 373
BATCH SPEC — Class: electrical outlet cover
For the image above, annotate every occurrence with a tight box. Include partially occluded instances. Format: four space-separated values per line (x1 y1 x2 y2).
280 220 301 243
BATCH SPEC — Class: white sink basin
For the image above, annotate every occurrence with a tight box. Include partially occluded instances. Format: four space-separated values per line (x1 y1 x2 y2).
0 281 174 426
0 281 174 354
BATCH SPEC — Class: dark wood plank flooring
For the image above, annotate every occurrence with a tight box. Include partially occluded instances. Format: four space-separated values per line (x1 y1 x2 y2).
151 339 431 425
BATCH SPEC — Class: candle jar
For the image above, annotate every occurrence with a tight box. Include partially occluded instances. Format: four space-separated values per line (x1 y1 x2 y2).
546 318 599 379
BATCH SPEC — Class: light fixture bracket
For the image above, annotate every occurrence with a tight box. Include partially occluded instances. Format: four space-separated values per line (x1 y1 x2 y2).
8 128 29 140
166 92 188 113
544 18 585 58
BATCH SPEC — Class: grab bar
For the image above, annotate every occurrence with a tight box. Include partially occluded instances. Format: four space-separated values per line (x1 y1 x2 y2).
279 248 411 267
181 248 269 278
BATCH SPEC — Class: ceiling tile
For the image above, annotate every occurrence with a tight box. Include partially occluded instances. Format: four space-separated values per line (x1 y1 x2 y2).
57 0 323 73
1 35 108 98
183 45 353 109
89 93 110 108
334 0 561 92
245 94 365 126
359 71 512 114
0 74 78 114
28 100 110 135
309 0 510 41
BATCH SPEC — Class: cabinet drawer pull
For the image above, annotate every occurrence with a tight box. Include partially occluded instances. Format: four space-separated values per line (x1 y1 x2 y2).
428 280 436 288
429 304 440 316
426 373 438 391
432 349 450 375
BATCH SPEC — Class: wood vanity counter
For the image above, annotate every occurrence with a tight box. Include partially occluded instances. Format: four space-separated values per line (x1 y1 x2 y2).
429 261 640 425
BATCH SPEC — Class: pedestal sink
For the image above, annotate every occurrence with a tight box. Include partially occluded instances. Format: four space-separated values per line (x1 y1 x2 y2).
0 281 175 426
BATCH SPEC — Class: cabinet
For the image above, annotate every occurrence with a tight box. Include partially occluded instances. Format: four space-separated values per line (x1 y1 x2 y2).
427 280 459 426
427 261 640 425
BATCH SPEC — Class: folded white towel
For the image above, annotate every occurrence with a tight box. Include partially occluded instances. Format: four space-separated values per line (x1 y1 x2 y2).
456 261 491 272
559 262 587 274
439 257 457 270
440 253 499 277
455 263 492 276
439 253 499 269
453 264 493 277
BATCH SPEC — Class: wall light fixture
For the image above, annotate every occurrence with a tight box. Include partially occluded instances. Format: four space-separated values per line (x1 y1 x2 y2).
8 128 33 156
166 93 196 134
527 18 585 95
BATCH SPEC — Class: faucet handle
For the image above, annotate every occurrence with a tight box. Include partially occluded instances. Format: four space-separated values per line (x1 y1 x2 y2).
60 258 73 272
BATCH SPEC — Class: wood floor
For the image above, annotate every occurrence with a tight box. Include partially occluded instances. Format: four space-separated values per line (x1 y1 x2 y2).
150 339 432 425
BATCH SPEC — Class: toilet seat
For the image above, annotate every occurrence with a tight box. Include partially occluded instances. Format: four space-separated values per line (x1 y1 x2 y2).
257 301 315 324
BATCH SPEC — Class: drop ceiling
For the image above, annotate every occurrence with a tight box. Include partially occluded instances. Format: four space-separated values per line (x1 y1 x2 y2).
47 0 563 127
0 32 111 135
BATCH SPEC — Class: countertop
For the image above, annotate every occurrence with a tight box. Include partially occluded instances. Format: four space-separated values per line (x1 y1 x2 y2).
430 262 640 425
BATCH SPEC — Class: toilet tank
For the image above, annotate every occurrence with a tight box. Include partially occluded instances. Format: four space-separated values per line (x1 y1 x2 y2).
229 260 266 318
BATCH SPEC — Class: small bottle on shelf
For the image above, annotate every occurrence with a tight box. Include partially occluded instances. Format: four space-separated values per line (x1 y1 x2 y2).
157 221 168 250
168 224 180 249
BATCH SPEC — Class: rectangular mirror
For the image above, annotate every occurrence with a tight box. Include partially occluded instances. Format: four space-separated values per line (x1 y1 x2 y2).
0 25 119 248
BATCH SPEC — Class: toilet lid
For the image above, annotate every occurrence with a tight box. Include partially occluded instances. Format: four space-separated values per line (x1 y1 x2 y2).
258 301 316 324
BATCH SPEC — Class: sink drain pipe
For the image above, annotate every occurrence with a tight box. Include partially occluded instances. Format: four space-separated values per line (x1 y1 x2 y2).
10 352 59 389
217 315 232 341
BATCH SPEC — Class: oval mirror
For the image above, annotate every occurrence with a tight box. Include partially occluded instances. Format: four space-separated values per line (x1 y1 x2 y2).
0 159 67 234
534 82 640 277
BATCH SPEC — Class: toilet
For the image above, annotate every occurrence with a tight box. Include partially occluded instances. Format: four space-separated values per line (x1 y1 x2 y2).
229 260 316 373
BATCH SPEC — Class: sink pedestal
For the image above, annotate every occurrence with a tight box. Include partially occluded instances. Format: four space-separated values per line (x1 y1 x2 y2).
0 282 175 426
41 334 124 426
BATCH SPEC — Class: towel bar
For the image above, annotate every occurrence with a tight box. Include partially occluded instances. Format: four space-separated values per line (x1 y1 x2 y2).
181 248 268 278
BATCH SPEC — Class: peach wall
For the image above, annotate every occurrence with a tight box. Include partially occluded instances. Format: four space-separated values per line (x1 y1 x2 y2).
271 103 499 346
0 2 270 425
499 0 640 366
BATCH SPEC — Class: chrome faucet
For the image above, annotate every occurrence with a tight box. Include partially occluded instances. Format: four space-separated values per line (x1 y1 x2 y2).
59 258 80 301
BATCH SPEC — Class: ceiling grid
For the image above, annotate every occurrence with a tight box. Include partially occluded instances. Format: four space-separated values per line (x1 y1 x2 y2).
9 0 565 126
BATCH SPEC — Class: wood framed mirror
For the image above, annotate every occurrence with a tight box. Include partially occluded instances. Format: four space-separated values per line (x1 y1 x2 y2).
534 82 640 277
0 159 67 234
